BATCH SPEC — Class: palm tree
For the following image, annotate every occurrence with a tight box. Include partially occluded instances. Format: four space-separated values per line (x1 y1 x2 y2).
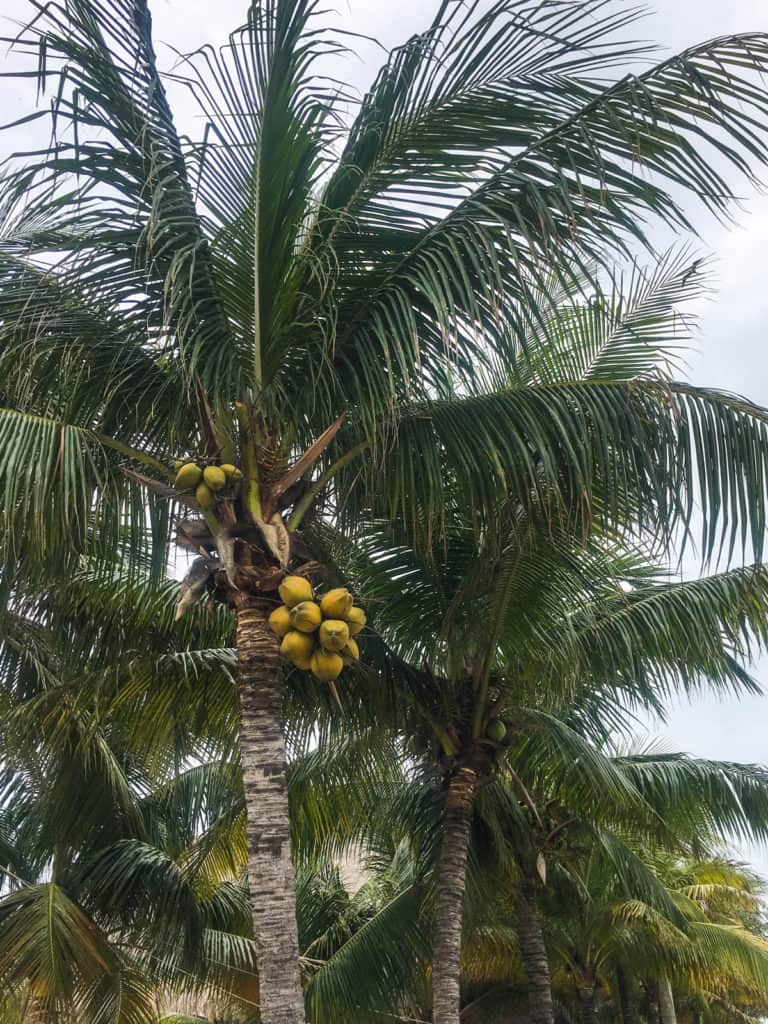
6 2 768 1018
324 477 768 1022
0 562 412 1024
543 849 768 1024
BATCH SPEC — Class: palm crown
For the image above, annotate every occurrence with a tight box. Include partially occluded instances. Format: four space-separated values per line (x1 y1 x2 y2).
3 1 768 573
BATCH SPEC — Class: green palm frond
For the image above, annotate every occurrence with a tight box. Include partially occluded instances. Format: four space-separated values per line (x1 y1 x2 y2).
2 0 235 395
0 882 113 1005
343 379 768 562
304 881 426 1024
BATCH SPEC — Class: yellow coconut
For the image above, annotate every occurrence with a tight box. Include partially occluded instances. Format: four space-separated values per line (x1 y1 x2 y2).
279 576 314 608
203 465 227 491
319 619 350 652
268 605 293 638
280 630 315 664
291 653 314 671
342 638 360 662
175 463 203 490
290 601 322 633
195 482 215 509
320 588 353 619
344 606 367 636
310 649 343 682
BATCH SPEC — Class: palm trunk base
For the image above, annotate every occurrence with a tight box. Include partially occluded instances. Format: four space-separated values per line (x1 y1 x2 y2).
432 765 478 1024
236 600 305 1024
516 884 554 1024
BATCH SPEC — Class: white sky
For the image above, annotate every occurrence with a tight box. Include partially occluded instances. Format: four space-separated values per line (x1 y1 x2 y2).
2 0 768 868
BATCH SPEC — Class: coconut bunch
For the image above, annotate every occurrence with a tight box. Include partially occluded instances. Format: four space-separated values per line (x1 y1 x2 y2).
173 459 244 509
269 577 366 681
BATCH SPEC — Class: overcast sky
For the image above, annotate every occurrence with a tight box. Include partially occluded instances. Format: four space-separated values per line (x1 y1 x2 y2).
2 0 768 868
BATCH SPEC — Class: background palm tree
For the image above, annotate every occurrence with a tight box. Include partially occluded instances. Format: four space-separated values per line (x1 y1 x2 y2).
325 480 768 1022
7 1 768 1019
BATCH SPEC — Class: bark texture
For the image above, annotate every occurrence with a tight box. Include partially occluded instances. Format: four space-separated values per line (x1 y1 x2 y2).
617 966 636 1024
236 602 305 1024
516 884 555 1024
432 765 478 1024
657 977 677 1024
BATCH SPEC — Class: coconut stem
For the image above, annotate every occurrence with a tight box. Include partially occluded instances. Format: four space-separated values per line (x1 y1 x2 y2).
236 404 262 523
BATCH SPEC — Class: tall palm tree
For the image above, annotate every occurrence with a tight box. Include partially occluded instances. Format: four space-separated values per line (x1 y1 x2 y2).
325 483 768 1022
6 2 768 1018
0 562 410 1024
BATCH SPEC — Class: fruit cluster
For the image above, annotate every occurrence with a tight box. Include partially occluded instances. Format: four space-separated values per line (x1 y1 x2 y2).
269 577 366 681
174 460 244 509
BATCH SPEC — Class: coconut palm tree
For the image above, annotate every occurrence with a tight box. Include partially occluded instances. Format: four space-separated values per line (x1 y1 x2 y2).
542 849 768 1024
6 2 768 1018
0 562 413 1024
322 487 768 1022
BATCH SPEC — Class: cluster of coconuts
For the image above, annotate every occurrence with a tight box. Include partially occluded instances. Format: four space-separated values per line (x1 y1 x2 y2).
174 459 244 509
269 576 366 682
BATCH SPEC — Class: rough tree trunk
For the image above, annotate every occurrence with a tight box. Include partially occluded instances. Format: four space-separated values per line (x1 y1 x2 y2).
432 765 478 1024
616 966 636 1024
516 883 555 1024
657 977 677 1024
236 600 306 1024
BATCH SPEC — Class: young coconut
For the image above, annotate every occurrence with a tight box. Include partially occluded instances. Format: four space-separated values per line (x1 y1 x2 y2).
290 601 322 633
318 619 350 652
320 588 353 619
486 718 507 743
311 649 343 682
196 482 215 509
279 576 314 608
175 463 203 490
341 638 359 663
345 606 367 635
203 465 227 491
280 631 315 666
268 606 293 638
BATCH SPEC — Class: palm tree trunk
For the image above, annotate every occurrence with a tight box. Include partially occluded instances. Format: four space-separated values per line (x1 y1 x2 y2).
616 966 636 1024
432 764 478 1024
516 883 554 1024
236 599 305 1024
657 977 676 1024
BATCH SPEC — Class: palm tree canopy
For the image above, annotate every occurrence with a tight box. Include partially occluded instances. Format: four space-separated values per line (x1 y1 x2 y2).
3 1 768 573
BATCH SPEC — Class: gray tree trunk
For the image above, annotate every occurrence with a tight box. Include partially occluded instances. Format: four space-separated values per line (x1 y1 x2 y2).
516 884 555 1024
657 977 677 1024
431 765 478 1024
616 966 636 1024
236 601 306 1024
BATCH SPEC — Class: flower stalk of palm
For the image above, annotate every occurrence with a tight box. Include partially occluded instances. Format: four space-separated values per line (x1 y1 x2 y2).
7 1 768 1020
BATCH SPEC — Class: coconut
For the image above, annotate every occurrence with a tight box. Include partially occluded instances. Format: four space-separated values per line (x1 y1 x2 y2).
486 718 507 743
279 576 314 608
319 619 350 652
344 606 367 636
320 588 353 619
195 482 215 509
310 649 343 681
290 601 322 633
203 465 227 491
268 605 293 638
341 638 359 663
280 631 315 665
175 463 203 490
